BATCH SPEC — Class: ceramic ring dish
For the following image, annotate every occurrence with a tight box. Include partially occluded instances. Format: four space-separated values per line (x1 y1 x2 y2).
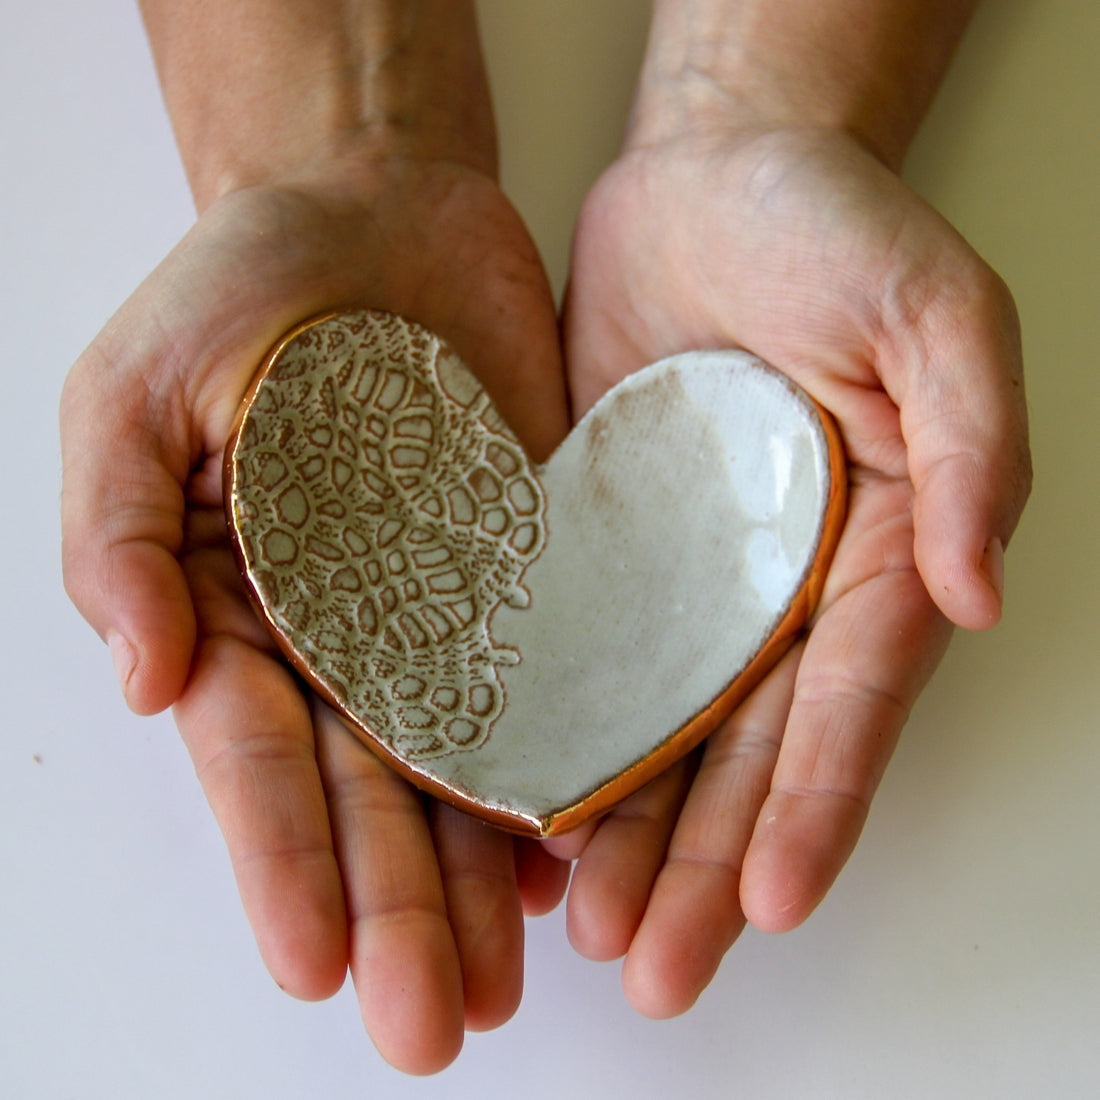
224 309 846 836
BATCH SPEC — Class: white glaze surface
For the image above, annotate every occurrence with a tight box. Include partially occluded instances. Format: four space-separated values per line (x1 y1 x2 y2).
440 351 831 823
228 315 834 830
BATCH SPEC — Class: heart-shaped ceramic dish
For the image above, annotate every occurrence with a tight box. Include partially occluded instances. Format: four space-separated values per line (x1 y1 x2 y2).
224 309 846 836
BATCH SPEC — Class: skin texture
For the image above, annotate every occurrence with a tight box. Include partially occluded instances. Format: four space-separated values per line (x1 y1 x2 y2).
61 165 574 1076
60 0 1031 1075
61 2 572 1076
556 126 1028 1014
551 0 1031 1018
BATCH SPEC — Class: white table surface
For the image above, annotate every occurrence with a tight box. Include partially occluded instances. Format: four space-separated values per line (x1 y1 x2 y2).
3 2 1097 1096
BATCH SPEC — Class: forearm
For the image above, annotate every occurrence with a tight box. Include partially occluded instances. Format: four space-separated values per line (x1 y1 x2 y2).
139 0 495 209
630 0 978 168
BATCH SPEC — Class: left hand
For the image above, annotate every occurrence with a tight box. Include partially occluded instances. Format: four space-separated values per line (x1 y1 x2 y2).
551 123 1031 1017
61 155 572 1074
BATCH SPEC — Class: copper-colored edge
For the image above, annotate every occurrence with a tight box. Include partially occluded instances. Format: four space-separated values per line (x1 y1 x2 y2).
224 313 849 839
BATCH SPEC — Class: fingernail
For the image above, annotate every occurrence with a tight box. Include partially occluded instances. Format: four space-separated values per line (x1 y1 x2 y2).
981 537 1005 606
107 631 137 693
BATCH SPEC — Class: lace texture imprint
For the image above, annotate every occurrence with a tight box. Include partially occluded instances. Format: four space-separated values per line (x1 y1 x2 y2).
228 310 547 760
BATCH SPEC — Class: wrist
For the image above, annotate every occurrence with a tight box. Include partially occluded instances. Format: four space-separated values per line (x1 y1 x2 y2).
141 0 497 209
626 0 977 171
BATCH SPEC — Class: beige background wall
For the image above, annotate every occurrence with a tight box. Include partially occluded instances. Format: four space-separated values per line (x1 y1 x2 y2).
2 2 1097 1095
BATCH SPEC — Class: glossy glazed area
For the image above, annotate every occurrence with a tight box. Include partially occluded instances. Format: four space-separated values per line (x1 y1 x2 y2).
226 310 844 834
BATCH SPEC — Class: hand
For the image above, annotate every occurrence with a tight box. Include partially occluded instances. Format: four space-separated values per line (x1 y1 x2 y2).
61 158 572 1073
553 123 1031 1015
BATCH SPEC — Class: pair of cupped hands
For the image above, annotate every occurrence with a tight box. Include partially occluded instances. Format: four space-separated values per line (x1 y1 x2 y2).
61 118 1029 1074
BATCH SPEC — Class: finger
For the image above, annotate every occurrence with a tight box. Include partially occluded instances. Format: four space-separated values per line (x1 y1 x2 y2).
429 804 525 1031
314 705 464 1076
59 211 342 714
565 757 695 963
618 646 803 1019
173 634 348 1002
422 197 571 464
60 343 196 714
540 818 599 862
514 838 571 917
891 260 1031 630
740 504 952 932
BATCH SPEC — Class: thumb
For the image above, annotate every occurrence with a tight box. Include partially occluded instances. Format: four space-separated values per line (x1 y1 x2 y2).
897 266 1032 630
61 333 197 714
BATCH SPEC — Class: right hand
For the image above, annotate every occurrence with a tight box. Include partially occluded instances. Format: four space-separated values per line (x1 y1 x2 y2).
61 157 571 1075
552 122 1030 1016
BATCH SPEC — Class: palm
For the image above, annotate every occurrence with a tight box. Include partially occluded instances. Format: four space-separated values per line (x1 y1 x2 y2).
557 128 1028 1014
62 158 571 1073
